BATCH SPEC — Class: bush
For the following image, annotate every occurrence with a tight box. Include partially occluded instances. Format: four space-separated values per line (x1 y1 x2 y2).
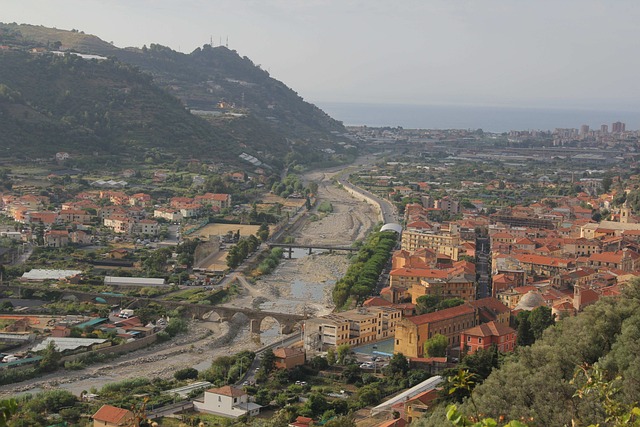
174 367 199 381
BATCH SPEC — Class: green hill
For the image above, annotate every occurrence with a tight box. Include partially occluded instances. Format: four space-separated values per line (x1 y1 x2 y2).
0 23 350 169
0 50 243 163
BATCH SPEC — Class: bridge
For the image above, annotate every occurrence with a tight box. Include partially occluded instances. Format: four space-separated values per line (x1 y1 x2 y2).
2 285 306 334
268 243 358 258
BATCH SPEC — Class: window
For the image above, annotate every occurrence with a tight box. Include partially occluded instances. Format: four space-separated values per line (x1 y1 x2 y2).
218 396 221 402
478 337 482 343
467 336 471 342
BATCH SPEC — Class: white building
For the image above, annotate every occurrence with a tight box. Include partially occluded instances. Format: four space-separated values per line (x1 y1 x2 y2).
193 385 261 419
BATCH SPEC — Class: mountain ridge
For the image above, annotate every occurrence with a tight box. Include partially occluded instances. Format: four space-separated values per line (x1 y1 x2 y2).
0 23 352 169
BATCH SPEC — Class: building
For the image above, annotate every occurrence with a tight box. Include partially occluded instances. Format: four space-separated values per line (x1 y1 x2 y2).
135 219 159 236
394 304 476 358
411 274 476 303
612 121 626 133
92 405 134 427
193 385 261 418
460 321 517 354
273 347 305 370
304 306 402 353
401 229 460 260
154 207 182 222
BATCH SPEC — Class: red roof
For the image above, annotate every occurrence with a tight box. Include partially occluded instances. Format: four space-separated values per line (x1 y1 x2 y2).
462 321 515 338
207 385 246 397
407 304 475 325
363 296 393 307
92 405 132 425
377 418 407 427
469 297 511 314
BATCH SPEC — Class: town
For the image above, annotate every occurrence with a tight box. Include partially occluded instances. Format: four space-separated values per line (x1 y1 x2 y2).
0 121 639 426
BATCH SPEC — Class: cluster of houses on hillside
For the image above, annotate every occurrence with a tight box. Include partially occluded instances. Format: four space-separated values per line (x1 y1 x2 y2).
0 190 231 246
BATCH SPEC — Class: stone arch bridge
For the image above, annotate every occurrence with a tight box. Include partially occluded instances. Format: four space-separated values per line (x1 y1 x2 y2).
4 285 305 334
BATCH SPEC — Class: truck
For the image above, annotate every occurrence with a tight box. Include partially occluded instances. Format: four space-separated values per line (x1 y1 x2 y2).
118 309 135 319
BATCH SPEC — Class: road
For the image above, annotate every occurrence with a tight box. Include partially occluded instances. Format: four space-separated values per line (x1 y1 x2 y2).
476 237 491 299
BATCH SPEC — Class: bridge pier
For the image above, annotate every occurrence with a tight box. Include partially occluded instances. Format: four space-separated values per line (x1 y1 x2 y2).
281 324 293 335
287 247 293 259
250 319 261 333
308 247 312 255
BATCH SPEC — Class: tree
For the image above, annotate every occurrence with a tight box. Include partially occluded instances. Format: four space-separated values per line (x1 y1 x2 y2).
516 311 534 347
385 352 409 376
257 222 269 242
424 334 448 357
174 367 199 381
336 344 350 365
357 384 382 407
529 306 555 340
602 176 613 193
461 346 499 381
310 355 329 371
38 341 61 373
326 348 336 366
0 399 17 427
261 349 276 373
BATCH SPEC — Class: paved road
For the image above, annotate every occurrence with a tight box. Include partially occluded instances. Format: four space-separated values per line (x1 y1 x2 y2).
476 237 491 299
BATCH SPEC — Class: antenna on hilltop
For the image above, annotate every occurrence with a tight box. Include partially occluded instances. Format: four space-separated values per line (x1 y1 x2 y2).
226 36 228 48
210 35 213 47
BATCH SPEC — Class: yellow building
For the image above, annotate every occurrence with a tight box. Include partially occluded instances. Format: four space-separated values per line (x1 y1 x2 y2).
394 304 477 358
401 230 460 260
410 275 477 303
303 306 402 353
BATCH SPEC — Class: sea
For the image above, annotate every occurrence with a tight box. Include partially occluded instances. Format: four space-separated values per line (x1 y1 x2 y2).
314 102 640 133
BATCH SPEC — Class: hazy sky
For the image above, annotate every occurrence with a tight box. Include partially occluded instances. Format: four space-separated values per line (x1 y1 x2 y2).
4 0 640 111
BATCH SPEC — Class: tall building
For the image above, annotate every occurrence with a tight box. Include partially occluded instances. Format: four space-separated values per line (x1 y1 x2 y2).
600 124 608 134
612 121 626 133
580 125 589 135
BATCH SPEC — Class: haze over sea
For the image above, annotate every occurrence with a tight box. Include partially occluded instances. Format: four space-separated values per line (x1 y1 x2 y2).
316 102 640 133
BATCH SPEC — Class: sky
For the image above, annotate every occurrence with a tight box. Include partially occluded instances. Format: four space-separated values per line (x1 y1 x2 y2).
4 0 640 112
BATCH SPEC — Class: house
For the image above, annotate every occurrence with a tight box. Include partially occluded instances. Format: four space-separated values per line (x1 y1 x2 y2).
460 321 517 354
44 230 69 247
273 347 305 370
289 416 315 427
404 389 439 424
91 404 134 427
193 385 261 418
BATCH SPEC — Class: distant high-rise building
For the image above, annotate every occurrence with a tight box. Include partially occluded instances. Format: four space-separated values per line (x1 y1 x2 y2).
601 124 608 134
580 125 589 135
612 121 626 133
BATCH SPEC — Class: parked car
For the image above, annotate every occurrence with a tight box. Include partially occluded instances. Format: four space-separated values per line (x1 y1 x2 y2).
2 355 18 363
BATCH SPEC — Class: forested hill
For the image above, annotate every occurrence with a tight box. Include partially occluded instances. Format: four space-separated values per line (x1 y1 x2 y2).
0 23 350 168
0 50 244 162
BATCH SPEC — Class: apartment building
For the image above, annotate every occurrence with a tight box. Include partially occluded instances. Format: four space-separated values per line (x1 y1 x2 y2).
303 306 402 353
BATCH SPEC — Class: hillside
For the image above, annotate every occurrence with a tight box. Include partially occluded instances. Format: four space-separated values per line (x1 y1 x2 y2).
0 50 244 163
0 23 350 168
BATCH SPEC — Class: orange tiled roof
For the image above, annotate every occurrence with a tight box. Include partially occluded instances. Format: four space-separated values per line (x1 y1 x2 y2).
407 304 475 325
462 320 515 338
92 405 132 424
207 385 246 397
